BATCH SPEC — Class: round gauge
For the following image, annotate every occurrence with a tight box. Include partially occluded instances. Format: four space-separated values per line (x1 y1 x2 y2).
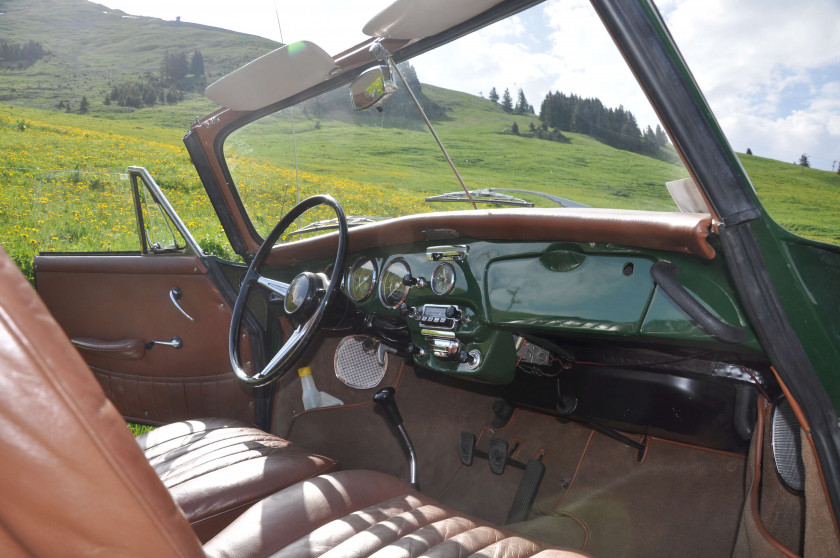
379 259 411 309
347 258 377 302
431 262 456 295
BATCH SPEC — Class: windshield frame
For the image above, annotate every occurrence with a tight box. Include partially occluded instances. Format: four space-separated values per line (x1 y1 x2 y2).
182 0 840 528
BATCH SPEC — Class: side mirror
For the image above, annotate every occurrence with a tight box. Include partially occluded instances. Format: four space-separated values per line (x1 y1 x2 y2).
350 66 397 111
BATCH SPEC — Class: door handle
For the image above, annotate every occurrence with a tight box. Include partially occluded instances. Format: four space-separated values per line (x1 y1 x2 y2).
169 287 196 322
146 337 183 350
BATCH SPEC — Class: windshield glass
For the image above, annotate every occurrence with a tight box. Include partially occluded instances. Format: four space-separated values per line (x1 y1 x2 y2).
224 0 694 239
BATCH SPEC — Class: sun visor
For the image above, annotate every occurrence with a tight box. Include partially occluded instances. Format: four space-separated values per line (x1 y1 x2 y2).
363 0 505 40
205 41 336 111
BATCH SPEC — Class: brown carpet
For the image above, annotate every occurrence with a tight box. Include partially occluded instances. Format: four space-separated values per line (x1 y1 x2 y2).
277 352 747 557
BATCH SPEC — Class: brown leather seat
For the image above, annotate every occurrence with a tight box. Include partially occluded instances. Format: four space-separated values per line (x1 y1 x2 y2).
138 418 336 541
204 469 588 557
0 247 587 558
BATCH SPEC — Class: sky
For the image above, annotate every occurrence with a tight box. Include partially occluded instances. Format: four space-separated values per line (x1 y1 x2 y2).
97 0 840 171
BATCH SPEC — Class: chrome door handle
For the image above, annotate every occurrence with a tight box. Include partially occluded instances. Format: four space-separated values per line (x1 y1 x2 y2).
146 337 183 350
169 287 196 322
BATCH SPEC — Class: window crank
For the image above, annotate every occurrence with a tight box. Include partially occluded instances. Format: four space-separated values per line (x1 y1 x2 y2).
146 337 183 350
169 287 196 322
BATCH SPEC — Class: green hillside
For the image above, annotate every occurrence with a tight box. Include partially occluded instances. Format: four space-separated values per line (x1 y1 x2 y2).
1 0 839 279
739 154 840 243
0 0 279 130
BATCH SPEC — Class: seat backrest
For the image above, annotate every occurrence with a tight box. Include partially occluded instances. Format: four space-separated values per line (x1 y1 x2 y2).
0 248 204 557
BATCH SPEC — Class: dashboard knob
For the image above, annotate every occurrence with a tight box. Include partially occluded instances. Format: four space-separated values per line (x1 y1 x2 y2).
407 343 426 358
398 303 417 317
403 273 426 289
445 305 461 320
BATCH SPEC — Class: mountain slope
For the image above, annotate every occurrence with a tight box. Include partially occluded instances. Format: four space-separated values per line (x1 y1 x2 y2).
0 0 279 116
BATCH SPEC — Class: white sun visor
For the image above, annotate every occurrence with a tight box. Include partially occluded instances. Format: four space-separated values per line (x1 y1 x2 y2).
205 41 336 112
363 0 505 40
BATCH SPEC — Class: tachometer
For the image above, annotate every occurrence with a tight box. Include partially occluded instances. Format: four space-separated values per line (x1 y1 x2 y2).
379 259 410 309
347 258 377 302
431 262 456 295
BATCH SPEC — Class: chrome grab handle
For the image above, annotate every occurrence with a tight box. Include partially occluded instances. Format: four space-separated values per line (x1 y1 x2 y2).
169 287 196 322
146 337 183 350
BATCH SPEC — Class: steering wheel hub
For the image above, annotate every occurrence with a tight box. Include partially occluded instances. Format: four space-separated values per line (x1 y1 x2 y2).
285 272 325 316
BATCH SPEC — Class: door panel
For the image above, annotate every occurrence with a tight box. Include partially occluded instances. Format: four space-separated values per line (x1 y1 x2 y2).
35 254 255 425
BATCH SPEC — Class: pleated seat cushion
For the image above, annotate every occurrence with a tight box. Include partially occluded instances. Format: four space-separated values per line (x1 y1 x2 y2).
204 469 591 558
138 418 337 542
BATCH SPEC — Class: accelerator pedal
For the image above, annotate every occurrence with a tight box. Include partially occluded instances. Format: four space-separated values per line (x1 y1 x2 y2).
505 456 546 524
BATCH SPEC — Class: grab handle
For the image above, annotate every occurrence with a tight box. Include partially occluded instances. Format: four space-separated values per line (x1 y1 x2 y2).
650 261 748 344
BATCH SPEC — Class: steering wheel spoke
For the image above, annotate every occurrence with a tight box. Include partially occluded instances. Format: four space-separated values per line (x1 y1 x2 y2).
256 276 290 299
229 195 348 387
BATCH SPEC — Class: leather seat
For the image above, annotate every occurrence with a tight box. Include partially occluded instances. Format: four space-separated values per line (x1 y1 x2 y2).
204 469 588 557
138 418 336 541
0 247 588 557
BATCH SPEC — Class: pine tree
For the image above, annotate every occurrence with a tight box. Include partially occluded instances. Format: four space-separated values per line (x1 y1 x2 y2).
501 88 513 113
511 121 519 135
162 50 188 81
514 88 530 114
78 96 89 114
655 125 668 147
799 153 810 168
488 87 499 103
189 50 205 76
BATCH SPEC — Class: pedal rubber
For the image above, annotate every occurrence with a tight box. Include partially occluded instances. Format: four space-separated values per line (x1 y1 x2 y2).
505 458 546 524
459 431 476 466
488 438 509 475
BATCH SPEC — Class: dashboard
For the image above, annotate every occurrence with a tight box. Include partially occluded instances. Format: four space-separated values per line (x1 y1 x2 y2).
315 237 759 384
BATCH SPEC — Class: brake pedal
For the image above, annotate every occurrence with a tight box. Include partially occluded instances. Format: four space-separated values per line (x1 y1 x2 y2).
505 457 546 524
489 438 509 475
459 431 476 466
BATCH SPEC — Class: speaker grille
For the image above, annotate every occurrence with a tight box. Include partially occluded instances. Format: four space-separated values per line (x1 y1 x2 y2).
334 335 387 389
771 399 805 492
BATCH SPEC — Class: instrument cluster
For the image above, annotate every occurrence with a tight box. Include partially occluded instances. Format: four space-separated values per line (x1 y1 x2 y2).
343 252 459 309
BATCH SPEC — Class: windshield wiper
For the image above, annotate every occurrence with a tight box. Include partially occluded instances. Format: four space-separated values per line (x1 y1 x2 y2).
286 215 386 238
425 188 590 208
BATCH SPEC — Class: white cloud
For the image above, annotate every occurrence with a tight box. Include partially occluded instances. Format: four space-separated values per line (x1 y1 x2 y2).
659 0 840 168
95 0 840 170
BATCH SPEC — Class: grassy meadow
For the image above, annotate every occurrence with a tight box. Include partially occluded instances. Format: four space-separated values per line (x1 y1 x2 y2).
3 83 840 284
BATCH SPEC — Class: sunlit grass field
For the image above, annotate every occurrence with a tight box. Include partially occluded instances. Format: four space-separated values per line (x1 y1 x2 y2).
2 98 840 285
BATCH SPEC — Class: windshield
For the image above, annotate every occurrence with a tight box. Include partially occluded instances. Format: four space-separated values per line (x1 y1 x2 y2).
224 0 692 239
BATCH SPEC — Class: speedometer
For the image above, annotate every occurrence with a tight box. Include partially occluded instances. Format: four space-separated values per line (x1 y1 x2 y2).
347 258 377 302
379 259 410 309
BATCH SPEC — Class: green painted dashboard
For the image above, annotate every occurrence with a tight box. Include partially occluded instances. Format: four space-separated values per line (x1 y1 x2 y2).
258 237 759 384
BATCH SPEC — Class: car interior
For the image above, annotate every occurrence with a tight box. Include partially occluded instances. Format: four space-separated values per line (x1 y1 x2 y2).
3 0 840 557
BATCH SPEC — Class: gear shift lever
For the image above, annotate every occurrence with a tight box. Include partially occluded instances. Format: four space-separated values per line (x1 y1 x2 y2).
373 387 418 489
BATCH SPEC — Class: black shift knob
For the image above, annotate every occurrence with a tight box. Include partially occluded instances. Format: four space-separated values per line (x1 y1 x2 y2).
373 387 403 427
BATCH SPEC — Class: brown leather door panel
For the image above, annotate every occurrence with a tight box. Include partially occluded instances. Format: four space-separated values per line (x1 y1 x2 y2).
34 254 255 425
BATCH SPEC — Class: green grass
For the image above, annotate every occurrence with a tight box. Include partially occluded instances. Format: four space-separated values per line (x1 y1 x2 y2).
127 422 155 437
2 0 839 273
739 154 840 245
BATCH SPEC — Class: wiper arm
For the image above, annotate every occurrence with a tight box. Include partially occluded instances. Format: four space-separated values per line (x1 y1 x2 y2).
488 188 590 208
425 188 590 208
426 189 533 207
286 215 385 238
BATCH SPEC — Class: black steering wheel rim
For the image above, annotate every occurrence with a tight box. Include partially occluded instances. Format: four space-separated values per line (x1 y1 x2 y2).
229 195 348 387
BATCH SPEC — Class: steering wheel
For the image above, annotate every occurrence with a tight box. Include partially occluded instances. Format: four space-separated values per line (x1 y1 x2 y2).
229 195 348 386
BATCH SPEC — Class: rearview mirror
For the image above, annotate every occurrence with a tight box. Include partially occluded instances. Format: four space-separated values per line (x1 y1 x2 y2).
350 66 397 111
